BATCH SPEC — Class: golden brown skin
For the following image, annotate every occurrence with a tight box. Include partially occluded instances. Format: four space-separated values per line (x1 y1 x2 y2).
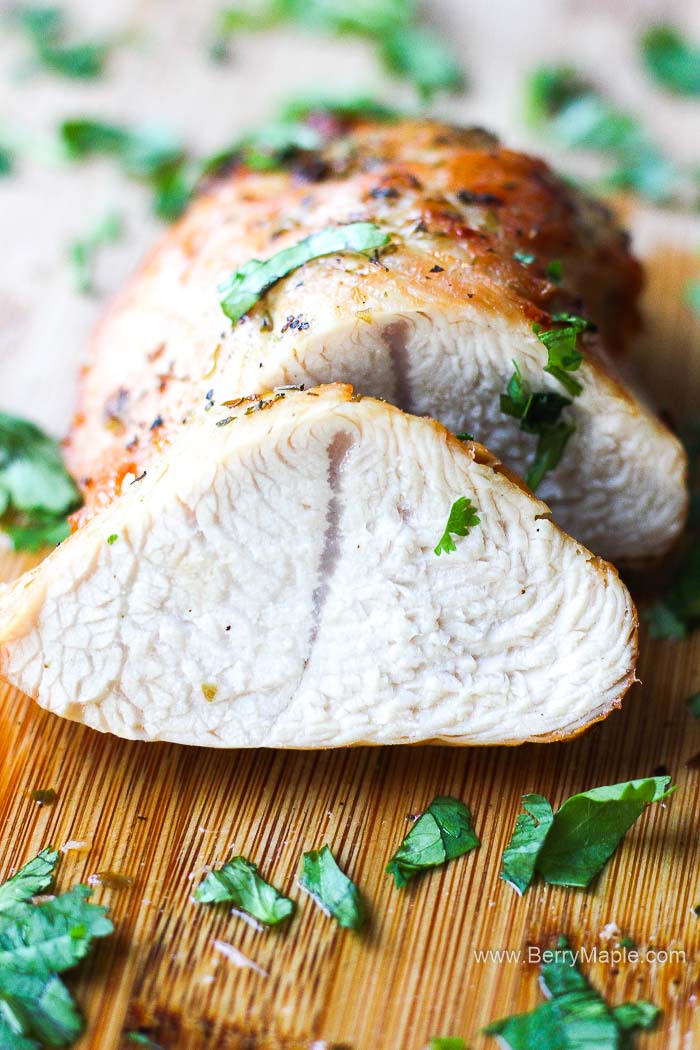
67 117 643 525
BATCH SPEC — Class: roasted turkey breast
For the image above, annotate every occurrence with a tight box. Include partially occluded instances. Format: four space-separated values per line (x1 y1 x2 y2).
67 117 686 563
0 387 637 747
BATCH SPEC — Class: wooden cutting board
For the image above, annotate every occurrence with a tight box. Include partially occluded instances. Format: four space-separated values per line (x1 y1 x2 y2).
0 241 699 1050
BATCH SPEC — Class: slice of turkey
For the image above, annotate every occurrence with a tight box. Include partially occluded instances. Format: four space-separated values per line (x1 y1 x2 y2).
0 386 637 747
66 118 686 564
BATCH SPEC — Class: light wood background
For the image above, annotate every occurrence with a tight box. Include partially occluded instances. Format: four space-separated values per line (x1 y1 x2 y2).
1 1 700 1048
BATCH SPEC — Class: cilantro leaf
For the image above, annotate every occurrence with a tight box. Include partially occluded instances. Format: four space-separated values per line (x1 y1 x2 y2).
427 1040 466 1050
386 796 479 888
434 497 480 557
646 539 700 639
689 692 700 717
219 222 389 323
68 211 123 295
513 250 535 265
194 857 294 925
0 851 113 1049
0 144 14 176
526 420 575 491
484 937 659 1049
60 119 187 220
299 845 365 929
641 25 700 96
500 363 574 490
280 94 400 124
500 778 675 891
0 413 80 552
9 5 112 79
534 777 674 888
0 849 58 914
380 26 464 102
499 794 553 895
532 316 590 397
524 65 695 206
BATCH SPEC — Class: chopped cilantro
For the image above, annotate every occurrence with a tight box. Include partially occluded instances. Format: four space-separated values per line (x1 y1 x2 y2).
0 144 14 176
280 94 400 124
688 692 700 717
434 497 480 556
194 857 294 925
500 777 675 892
641 25 700 96
524 65 695 205
545 259 563 283
299 845 365 930
386 796 479 888
107 533 118 545
646 540 700 639
484 936 659 1049
0 412 80 552
500 362 574 490
455 432 474 441
68 211 123 295
219 222 389 323
215 0 463 100
532 315 590 397
8 4 113 79
499 794 553 895
60 119 188 220
0 848 113 1048
380 26 464 102
427 1040 466 1050
513 250 535 265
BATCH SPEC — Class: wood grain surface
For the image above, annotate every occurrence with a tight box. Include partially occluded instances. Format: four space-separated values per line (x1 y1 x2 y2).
2 1 700 1047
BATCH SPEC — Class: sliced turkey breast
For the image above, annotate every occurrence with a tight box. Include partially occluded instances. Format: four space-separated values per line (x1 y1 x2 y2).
66 118 686 563
0 386 637 747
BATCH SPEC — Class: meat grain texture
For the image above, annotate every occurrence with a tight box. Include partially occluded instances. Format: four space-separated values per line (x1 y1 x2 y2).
0 387 638 747
68 118 686 563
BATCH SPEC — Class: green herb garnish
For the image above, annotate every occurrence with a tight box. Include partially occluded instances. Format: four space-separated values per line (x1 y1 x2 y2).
525 65 694 205
386 796 479 888
0 847 113 1049
500 777 675 892
194 857 294 925
641 25 700 96
299 845 365 930
0 412 80 552
380 26 464 102
532 314 590 397
687 692 700 717
60 119 188 220
219 222 389 324
484 936 659 1049
545 259 563 283
500 363 574 490
499 794 553 895
513 250 535 265
215 0 462 100
427 1040 466 1050
8 4 113 79
647 540 700 639
434 497 480 556
69 211 123 295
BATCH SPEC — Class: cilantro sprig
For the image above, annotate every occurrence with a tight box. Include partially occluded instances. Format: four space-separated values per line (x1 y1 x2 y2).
194 857 294 925
500 777 676 893
434 497 480 556
484 937 659 1049
500 362 574 490
0 847 113 1049
219 222 389 324
386 797 479 888
299 845 366 930
0 412 81 552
